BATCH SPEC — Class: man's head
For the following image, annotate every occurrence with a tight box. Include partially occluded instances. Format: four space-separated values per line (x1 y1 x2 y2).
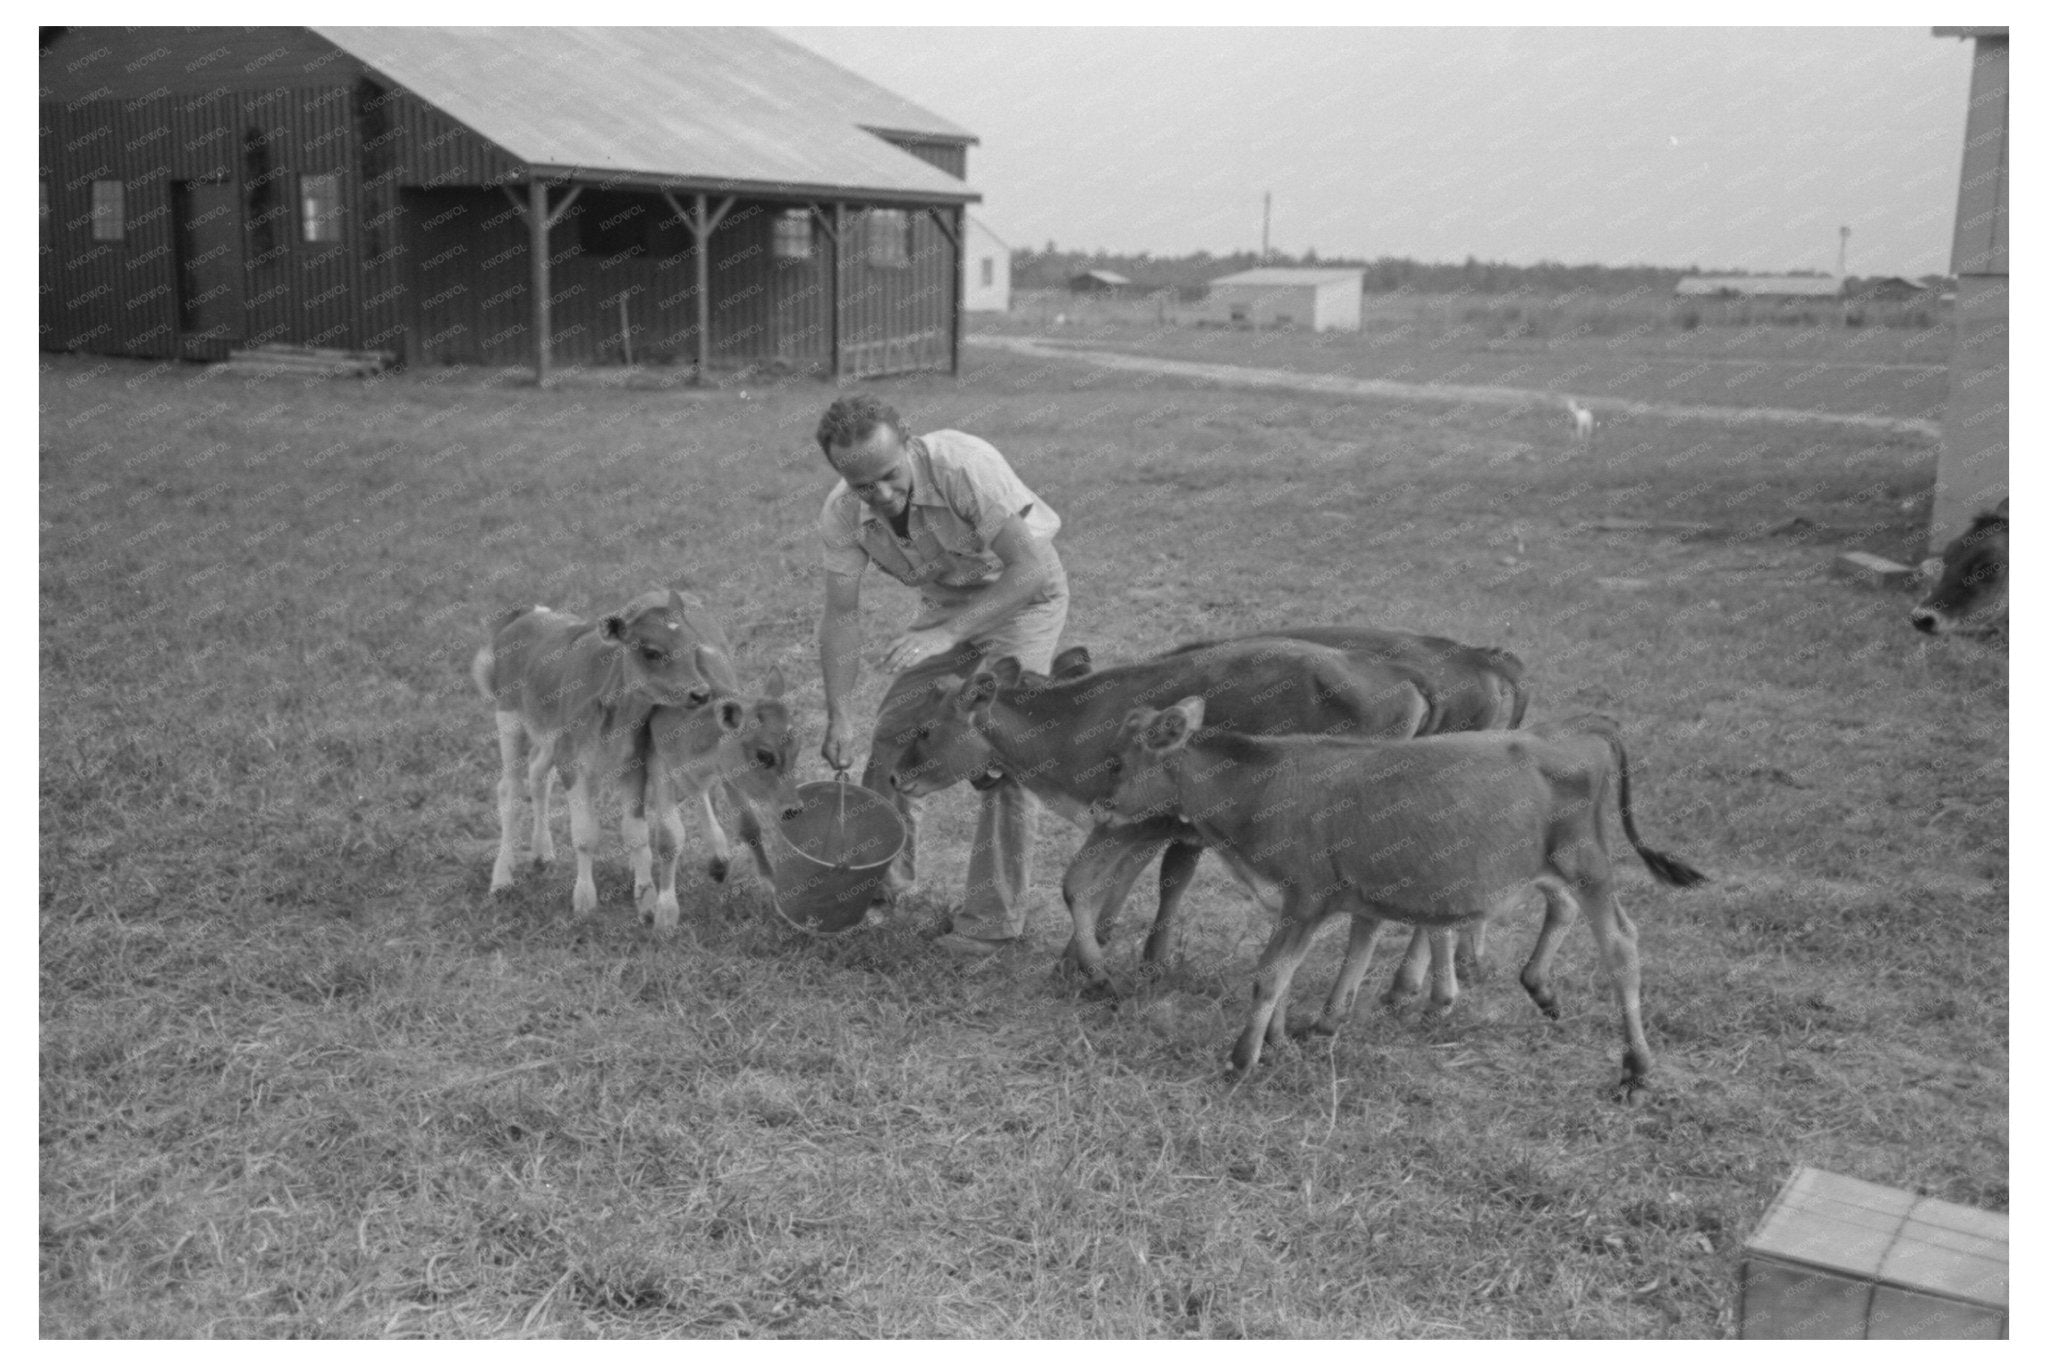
817 394 914 518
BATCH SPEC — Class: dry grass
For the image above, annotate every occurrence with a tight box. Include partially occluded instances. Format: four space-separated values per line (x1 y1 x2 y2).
39 328 2004 1338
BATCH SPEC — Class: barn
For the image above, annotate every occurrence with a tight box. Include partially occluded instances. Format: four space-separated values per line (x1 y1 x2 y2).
1206 267 1363 331
964 214 1011 312
1929 27 2008 547
37 26 981 383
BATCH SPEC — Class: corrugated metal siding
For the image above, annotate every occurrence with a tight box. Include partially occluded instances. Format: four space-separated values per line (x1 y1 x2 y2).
1951 35 2007 277
238 85 360 349
839 206 955 378
42 80 371 358
41 96 181 356
383 87 522 190
40 27 365 103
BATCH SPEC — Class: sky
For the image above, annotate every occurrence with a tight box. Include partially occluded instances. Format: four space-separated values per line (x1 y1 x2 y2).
781 25 1980 278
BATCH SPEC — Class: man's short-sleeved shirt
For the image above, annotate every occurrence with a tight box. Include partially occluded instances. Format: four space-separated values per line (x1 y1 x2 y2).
819 429 1061 592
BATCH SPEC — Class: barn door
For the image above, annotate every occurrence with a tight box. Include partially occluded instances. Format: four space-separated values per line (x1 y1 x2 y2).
173 180 244 358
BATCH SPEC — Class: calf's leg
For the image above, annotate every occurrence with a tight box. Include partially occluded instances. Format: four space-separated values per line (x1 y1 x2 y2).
490 712 525 893
1140 840 1204 965
1578 878 1653 1098
1304 913 1388 1036
1517 880 1583 1021
564 770 601 916
1233 904 1330 1072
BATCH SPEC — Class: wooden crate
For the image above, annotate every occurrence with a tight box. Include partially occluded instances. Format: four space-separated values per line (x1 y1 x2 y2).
1740 1167 2007 1339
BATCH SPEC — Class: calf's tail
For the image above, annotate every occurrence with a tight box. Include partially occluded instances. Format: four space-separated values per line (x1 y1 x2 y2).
1579 715 1707 888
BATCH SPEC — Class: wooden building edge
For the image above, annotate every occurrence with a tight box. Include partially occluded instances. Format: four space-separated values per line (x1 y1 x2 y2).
38 27 979 382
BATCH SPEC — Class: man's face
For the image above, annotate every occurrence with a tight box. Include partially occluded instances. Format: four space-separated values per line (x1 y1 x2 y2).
829 425 914 519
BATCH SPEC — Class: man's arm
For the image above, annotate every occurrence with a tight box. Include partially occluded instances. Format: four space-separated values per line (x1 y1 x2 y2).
877 513 1059 672
818 568 865 770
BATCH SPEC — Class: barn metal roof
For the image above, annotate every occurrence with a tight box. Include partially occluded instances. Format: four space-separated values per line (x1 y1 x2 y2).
1210 267 1365 287
314 26 978 202
1675 275 1844 298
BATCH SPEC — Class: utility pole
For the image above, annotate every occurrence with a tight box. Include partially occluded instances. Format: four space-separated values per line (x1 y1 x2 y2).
1261 192 1271 262
1838 225 1850 278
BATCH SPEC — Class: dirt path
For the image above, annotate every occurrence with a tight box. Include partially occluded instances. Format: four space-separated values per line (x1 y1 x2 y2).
968 334 1940 439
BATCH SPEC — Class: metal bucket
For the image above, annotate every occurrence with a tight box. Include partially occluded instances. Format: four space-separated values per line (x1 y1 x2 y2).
765 774 907 933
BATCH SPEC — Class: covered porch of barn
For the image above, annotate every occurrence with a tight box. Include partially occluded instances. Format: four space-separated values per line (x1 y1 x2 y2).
398 176 967 385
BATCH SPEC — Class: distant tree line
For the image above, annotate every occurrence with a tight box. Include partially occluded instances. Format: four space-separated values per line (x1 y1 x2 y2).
1013 245 1756 297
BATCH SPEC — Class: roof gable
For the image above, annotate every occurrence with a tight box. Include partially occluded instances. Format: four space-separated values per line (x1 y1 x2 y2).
315 26 976 200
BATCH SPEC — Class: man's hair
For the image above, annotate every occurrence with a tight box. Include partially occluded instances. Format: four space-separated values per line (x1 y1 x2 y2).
815 394 903 461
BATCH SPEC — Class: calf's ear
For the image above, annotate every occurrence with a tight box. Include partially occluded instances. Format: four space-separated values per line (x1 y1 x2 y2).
1142 708 1189 752
1051 646 1093 680
599 614 627 642
717 698 746 732
762 665 787 698
962 671 999 707
989 656 1023 689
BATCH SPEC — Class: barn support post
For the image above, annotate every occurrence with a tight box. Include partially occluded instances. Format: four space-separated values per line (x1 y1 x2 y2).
809 203 843 381
661 190 735 381
504 179 582 387
927 205 964 376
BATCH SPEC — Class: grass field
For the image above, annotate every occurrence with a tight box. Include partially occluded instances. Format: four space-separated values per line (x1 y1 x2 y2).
38 324 2006 1338
991 289 1954 423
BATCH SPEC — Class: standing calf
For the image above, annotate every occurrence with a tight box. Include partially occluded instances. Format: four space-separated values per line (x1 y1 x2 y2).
1096 702 1706 1098
471 590 800 927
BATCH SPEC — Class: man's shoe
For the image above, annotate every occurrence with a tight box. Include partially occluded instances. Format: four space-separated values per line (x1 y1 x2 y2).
932 931 1014 961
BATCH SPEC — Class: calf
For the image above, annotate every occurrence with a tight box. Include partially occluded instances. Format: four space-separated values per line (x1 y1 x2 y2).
640 666 802 930
1097 702 1706 1097
1912 499 2007 636
472 589 795 923
892 628 1528 985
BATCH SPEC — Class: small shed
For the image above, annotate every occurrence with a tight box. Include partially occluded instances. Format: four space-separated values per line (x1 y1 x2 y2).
1068 269 1130 295
1846 276 1931 302
964 214 1011 312
1674 275 1844 300
1206 267 1363 331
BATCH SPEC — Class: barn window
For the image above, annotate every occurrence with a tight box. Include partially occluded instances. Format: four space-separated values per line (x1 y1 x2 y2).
301 173 343 243
866 209 909 269
774 209 813 261
90 180 125 241
980 256 994 288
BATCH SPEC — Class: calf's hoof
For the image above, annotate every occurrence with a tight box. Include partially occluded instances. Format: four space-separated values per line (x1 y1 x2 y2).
571 883 598 916
706 856 729 884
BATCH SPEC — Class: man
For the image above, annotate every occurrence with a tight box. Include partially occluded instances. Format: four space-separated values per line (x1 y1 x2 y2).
815 394 1068 959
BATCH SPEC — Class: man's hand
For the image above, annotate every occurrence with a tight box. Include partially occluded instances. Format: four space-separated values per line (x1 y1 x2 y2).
880 626 955 673
821 715 857 772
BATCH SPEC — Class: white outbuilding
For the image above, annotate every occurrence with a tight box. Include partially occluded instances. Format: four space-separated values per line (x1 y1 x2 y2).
964 214 1011 312
1206 267 1363 331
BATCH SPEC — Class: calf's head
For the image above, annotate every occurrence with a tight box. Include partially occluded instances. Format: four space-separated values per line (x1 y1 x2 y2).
1093 696 1206 825
890 669 1003 797
1911 501 2008 636
716 667 804 821
602 589 719 706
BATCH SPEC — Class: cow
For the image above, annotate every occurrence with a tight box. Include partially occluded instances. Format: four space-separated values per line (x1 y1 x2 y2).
1095 701 1707 1098
470 589 799 926
1912 499 2008 636
888 627 1530 987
